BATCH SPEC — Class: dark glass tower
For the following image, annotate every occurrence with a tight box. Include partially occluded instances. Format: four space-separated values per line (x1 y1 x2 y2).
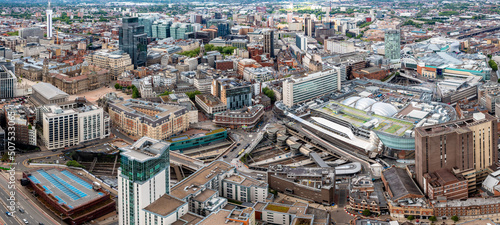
119 17 148 68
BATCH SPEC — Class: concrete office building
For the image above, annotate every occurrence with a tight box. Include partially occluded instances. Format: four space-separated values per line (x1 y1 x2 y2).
119 17 148 68
384 29 401 63
41 103 108 149
296 34 307 51
415 112 498 192
305 15 315 37
212 78 252 110
41 105 79 149
263 29 275 58
195 94 227 118
19 27 44 39
118 137 171 225
282 69 341 107
0 65 16 99
0 46 13 59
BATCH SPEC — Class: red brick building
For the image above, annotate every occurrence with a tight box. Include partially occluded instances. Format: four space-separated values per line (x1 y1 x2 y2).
424 168 468 200
215 60 234 71
352 67 389 80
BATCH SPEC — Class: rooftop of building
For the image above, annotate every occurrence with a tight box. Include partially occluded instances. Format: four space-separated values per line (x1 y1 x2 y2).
26 168 107 209
426 168 465 188
224 174 267 188
215 105 264 118
171 212 204 225
268 165 335 177
171 160 234 200
120 137 171 162
195 94 225 107
32 82 69 101
382 167 423 201
415 112 494 136
355 67 386 74
198 209 242 225
433 197 500 207
143 194 186 217
110 99 187 122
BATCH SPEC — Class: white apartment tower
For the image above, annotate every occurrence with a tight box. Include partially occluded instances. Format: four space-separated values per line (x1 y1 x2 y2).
118 137 171 225
46 0 53 38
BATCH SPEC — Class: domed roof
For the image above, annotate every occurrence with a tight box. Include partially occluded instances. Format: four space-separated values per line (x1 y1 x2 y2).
355 98 376 110
370 102 398 117
342 96 361 106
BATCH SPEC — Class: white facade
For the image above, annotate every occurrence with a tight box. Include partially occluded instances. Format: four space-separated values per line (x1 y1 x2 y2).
46 4 53 38
262 209 291 225
222 174 268 203
42 104 107 149
144 203 188 225
42 106 78 149
283 69 341 107
77 106 105 142
325 40 355 54
194 77 213 93
118 168 169 225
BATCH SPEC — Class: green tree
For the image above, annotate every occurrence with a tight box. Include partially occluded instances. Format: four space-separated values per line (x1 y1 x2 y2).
66 160 83 168
488 54 492 59
362 209 371 216
407 215 414 221
489 59 498 71
6 31 18 36
451 215 459 222
429 216 437 222
186 90 201 101
132 86 140 99
158 90 173 96
114 83 122 89
262 87 276 103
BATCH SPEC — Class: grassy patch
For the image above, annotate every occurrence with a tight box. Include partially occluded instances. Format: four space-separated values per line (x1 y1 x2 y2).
373 122 387 131
386 125 402 134
265 204 290 213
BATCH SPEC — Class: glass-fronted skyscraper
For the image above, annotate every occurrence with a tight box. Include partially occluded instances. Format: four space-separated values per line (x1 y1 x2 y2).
384 29 401 63
152 21 172 39
170 23 194 40
118 137 171 225
283 69 341 107
138 17 155 37
207 19 231 37
119 17 148 68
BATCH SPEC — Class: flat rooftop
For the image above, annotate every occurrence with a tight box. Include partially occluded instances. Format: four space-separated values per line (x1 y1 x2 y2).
416 112 494 136
27 169 106 209
316 101 414 137
120 137 171 162
110 99 187 123
143 194 185 216
197 209 242 225
171 161 233 200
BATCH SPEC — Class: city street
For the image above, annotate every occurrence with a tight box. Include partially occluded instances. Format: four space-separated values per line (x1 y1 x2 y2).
0 171 59 225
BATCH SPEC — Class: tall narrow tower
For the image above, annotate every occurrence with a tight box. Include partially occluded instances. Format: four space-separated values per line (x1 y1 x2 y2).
46 0 53 38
